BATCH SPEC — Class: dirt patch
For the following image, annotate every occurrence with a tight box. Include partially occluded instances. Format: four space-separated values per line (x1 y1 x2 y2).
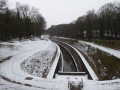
25 77 33 80
24 84 32 87
0 56 12 63
0 75 46 89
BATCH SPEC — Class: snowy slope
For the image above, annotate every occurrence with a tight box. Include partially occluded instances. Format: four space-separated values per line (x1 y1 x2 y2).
79 40 120 59
0 39 68 90
83 79 120 90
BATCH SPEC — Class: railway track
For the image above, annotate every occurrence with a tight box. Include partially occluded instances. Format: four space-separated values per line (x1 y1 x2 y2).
53 40 92 79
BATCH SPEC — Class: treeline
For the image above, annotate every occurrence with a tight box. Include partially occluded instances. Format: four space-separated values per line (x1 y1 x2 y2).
48 2 120 40
0 0 46 41
48 24 79 38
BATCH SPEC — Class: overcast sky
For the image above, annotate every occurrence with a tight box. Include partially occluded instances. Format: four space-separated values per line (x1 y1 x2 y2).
8 0 118 28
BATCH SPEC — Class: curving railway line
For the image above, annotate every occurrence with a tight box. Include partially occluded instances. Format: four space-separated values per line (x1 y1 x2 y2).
53 41 93 80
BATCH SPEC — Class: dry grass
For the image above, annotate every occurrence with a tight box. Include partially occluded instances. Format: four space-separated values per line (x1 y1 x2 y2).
75 43 120 80
90 48 120 80
88 40 120 50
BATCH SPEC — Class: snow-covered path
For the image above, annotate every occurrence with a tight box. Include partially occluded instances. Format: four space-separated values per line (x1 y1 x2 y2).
0 39 68 90
79 40 120 59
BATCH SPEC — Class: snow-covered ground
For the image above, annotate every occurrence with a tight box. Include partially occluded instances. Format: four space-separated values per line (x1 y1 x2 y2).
79 40 120 59
0 37 120 90
0 38 68 90
0 78 41 90
53 36 76 40
83 79 120 90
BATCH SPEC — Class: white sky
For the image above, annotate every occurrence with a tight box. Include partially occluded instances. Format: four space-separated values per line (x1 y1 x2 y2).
8 0 118 28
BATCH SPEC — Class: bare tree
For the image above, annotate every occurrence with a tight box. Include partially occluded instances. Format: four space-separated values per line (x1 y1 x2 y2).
0 0 7 13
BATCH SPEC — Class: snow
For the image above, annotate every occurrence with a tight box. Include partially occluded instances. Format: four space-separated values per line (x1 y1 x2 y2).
83 79 120 90
55 74 87 89
0 78 41 90
21 42 57 77
47 44 61 79
55 74 88 81
0 37 120 90
0 39 44 61
79 40 120 59
0 39 68 90
53 36 75 40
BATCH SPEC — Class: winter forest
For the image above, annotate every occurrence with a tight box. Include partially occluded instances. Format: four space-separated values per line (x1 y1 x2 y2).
0 0 46 41
0 0 120 41
48 2 120 40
